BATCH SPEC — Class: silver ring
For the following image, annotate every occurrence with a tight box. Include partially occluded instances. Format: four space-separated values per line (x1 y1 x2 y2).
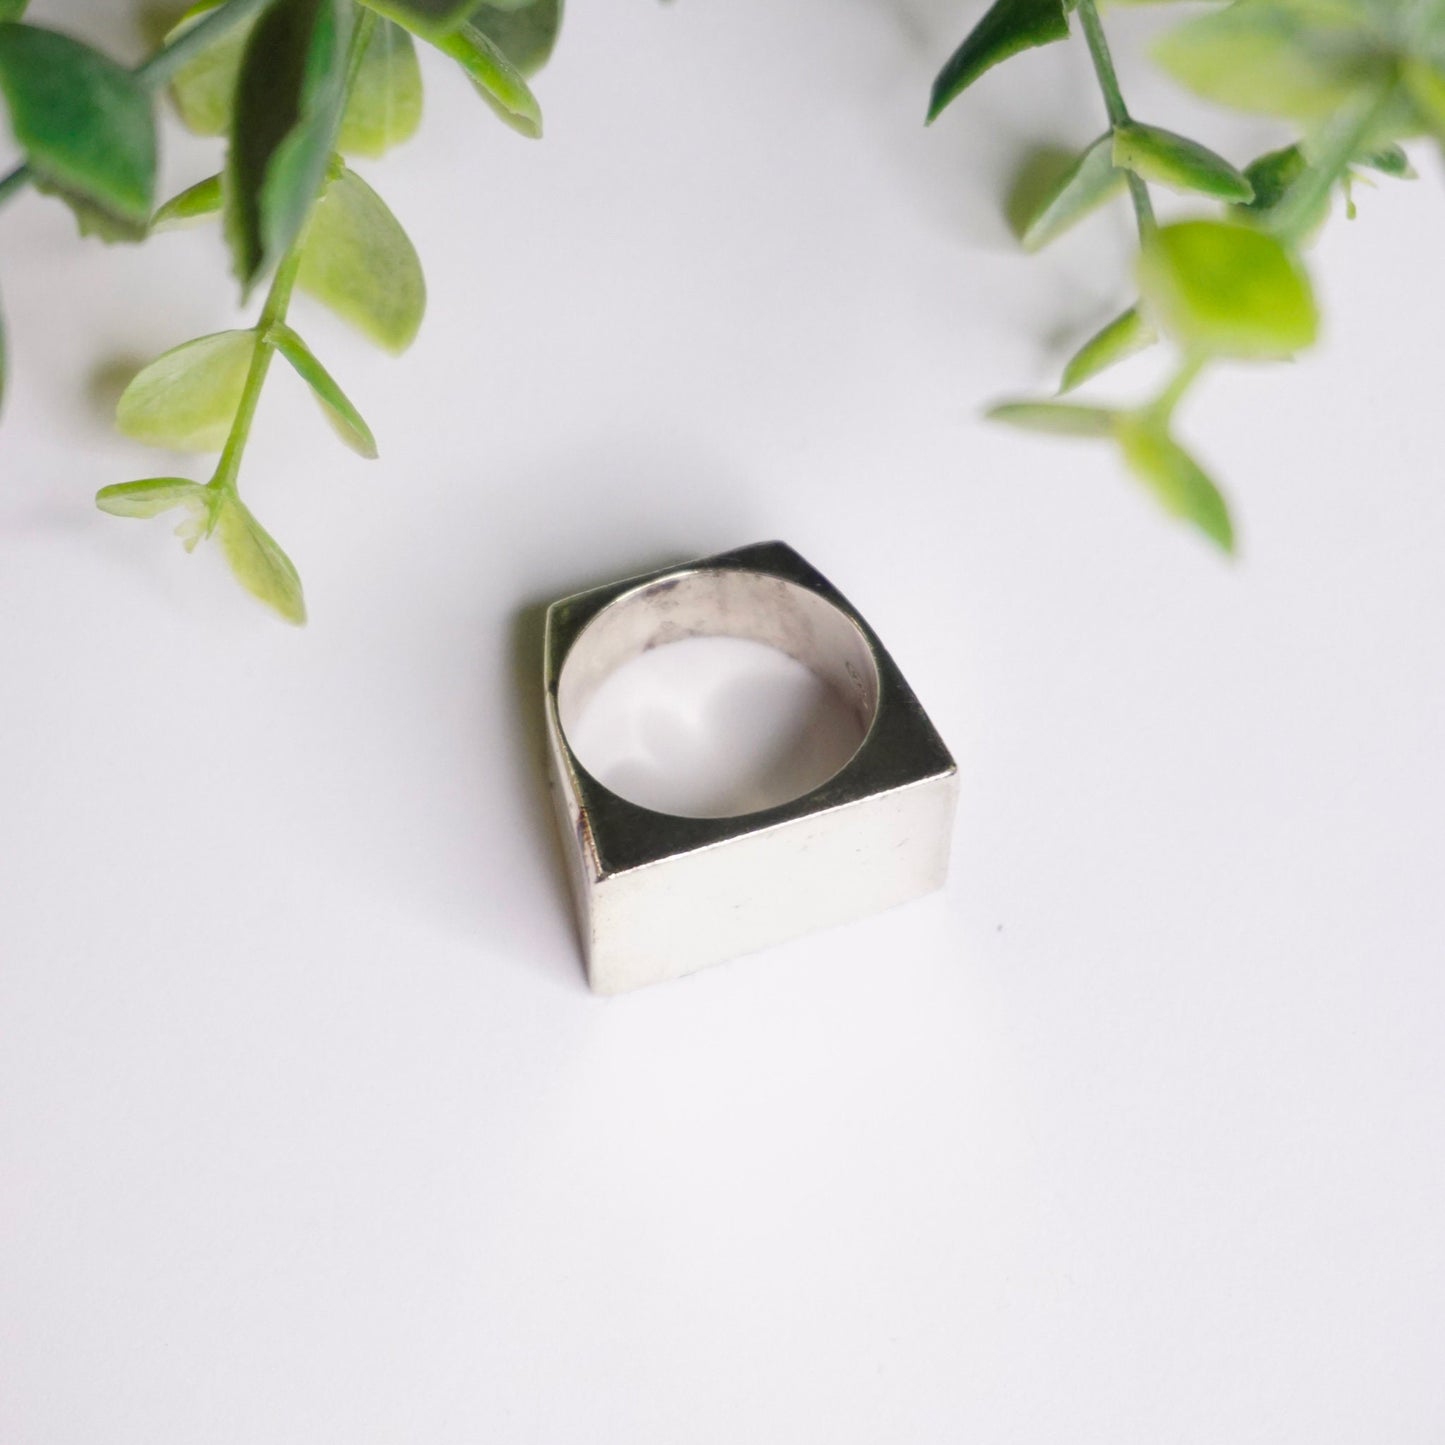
543 541 958 993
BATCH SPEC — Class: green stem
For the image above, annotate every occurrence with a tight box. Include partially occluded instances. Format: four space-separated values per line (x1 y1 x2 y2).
1270 80 1397 245
208 8 376 500
1074 0 1155 244
1150 352 1205 423
0 0 273 212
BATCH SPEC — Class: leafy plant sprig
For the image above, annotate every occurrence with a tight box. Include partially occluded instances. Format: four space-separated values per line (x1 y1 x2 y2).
928 0 1445 551
0 0 562 622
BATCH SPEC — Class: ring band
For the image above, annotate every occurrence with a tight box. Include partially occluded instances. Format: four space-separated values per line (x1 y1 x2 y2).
543 541 958 993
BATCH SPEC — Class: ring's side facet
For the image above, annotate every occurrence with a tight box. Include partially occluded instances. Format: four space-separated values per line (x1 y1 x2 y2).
543 540 958 994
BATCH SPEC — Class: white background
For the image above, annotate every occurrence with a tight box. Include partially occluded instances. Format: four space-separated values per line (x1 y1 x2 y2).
4 0 1445 1439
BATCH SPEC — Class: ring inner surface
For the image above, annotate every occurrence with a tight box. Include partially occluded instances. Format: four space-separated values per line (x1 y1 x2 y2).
556 568 881 806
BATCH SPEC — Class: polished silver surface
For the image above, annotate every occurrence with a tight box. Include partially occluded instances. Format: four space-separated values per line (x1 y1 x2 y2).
543 541 958 993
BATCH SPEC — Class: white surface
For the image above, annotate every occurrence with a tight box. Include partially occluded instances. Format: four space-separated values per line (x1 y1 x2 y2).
3 0 1445 1439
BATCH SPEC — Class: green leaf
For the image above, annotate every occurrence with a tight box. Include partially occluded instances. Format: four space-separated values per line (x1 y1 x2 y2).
436 19 543 136
927 0 1069 122
272 323 379 458
988 400 1117 437
1405 60 1445 140
116 330 256 451
1137 220 1318 360
1059 306 1157 393
0 22 156 240
468 0 563 77
1112 121 1253 202
1358 142 1414 177
297 163 426 353
225 0 353 294
1116 416 1234 552
167 1 252 137
1153 2 1382 122
95 477 215 550
1016 132 1125 251
215 492 307 624
0 0 27 18
152 172 223 229
357 0 474 42
339 20 422 156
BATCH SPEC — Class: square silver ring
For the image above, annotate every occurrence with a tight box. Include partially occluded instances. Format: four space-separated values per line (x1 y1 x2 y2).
543 540 958 993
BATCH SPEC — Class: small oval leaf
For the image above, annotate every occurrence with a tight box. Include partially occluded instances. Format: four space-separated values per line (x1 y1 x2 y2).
95 476 208 518
215 493 307 624
0 21 157 239
167 1 252 137
468 0 562 78
1059 306 1157 393
1137 220 1317 360
928 0 1069 122
340 19 423 156
152 173 223 229
988 400 1117 437
116 330 257 451
1117 417 1235 553
297 163 425 353
437 20 543 136
1112 121 1253 202
1018 132 1125 251
272 324 379 458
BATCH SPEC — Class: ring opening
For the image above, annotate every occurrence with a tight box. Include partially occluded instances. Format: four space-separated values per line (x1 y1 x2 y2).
557 568 881 819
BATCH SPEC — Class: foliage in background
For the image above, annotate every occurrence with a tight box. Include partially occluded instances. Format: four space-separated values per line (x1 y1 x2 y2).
928 0 1445 552
0 0 562 622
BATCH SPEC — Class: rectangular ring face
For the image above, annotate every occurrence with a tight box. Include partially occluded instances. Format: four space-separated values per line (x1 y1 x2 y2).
544 541 958 993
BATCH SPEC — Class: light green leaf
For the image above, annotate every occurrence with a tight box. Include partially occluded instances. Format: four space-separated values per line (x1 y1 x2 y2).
167 0 252 136
95 477 215 550
468 0 563 77
1405 60 1445 139
339 19 422 156
1153 2 1382 121
1116 416 1235 552
298 163 426 353
988 401 1117 436
272 323 379 458
152 172 222 229
0 22 157 240
215 492 307 625
225 0 353 294
436 19 542 136
1112 120 1253 202
116 330 256 451
1059 306 1157 393
1017 132 1125 251
927 0 1069 122
1137 220 1317 360
357 0 473 42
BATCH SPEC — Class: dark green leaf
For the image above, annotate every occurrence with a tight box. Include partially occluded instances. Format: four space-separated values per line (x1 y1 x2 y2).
988 400 1117 436
152 172 223 229
339 19 422 156
1017 132 1125 251
1116 417 1235 553
216 492 307 624
0 0 28 18
298 162 426 352
167 0 253 136
468 0 562 77
436 19 542 136
927 0 1069 122
225 0 353 294
116 330 256 451
1137 220 1317 360
0 22 156 240
356 0 473 42
1113 120 1253 202
1358 142 1414 177
272 323 379 458
1059 306 1157 393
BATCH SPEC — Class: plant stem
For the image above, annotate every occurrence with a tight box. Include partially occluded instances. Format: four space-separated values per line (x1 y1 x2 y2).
1150 352 1205 422
0 0 274 212
208 8 376 500
1074 0 1155 244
